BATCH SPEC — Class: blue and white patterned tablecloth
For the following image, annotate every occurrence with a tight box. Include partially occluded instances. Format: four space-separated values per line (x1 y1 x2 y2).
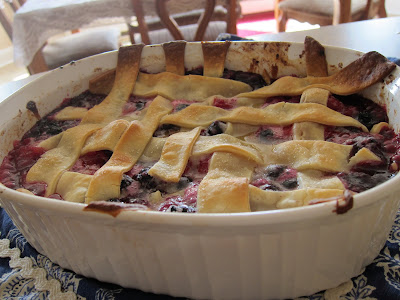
0 205 400 300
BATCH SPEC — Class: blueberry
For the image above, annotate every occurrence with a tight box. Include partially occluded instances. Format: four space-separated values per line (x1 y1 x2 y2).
135 101 145 110
120 174 134 190
205 121 226 136
260 129 274 140
108 198 120 202
338 171 391 193
45 122 63 135
350 136 386 162
177 176 192 189
266 165 285 179
259 183 280 191
153 124 180 137
222 69 266 90
159 124 180 131
175 104 189 111
282 178 298 190
167 204 193 213
133 167 158 191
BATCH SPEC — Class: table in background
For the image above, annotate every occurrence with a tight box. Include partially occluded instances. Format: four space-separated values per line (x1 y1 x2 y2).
250 16 400 58
12 0 235 67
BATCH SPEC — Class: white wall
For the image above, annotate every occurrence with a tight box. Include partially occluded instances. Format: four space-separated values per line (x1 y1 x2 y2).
240 0 274 15
0 25 12 50
386 0 400 16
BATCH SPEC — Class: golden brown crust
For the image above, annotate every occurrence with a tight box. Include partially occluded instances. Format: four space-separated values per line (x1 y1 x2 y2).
197 152 254 213
27 124 103 196
161 102 367 131
238 51 396 98
293 88 330 140
88 69 116 95
85 96 173 203
304 36 328 77
249 186 344 211
83 44 144 124
163 41 186 76
330 51 396 91
133 72 251 100
197 177 251 213
148 127 202 182
202 41 230 77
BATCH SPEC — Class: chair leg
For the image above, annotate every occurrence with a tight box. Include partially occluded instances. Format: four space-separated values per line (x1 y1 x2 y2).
277 11 288 32
127 23 136 44
378 0 387 18
274 0 287 32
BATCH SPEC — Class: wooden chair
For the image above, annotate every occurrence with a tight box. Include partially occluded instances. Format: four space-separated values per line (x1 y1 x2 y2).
275 0 387 32
0 0 121 74
128 0 239 45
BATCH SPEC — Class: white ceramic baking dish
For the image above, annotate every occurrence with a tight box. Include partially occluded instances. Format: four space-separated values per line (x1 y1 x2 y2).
0 42 400 300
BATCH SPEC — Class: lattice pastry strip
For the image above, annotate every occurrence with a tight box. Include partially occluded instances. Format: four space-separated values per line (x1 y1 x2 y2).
85 96 173 203
294 39 338 190
161 102 367 131
197 152 255 213
57 172 92 203
292 88 330 141
202 41 230 77
27 124 103 196
148 127 202 182
82 44 144 124
249 186 344 210
132 72 251 100
163 41 186 75
81 120 130 155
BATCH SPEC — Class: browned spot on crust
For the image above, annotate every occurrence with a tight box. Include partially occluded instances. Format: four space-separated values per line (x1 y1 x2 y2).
115 44 144 84
249 58 260 73
262 68 272 85
84 201 148 217
385 73 396 85
202 41 230 77
334 190 354 214
89 69 116 95
163 41 186 76
89 44 144 95
304 36 328 77
330 51 396 91
270 64 278 78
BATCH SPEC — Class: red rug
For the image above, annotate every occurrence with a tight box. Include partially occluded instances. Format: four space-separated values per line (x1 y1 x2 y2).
236 11 320 37
236 11 276 37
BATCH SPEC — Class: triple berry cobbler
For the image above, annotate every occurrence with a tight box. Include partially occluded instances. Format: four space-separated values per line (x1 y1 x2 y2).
0 37 398 214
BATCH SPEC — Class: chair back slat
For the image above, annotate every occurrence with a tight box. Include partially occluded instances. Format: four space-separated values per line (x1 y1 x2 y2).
276 0 387 32
0 1 14 39
129 0 238 44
